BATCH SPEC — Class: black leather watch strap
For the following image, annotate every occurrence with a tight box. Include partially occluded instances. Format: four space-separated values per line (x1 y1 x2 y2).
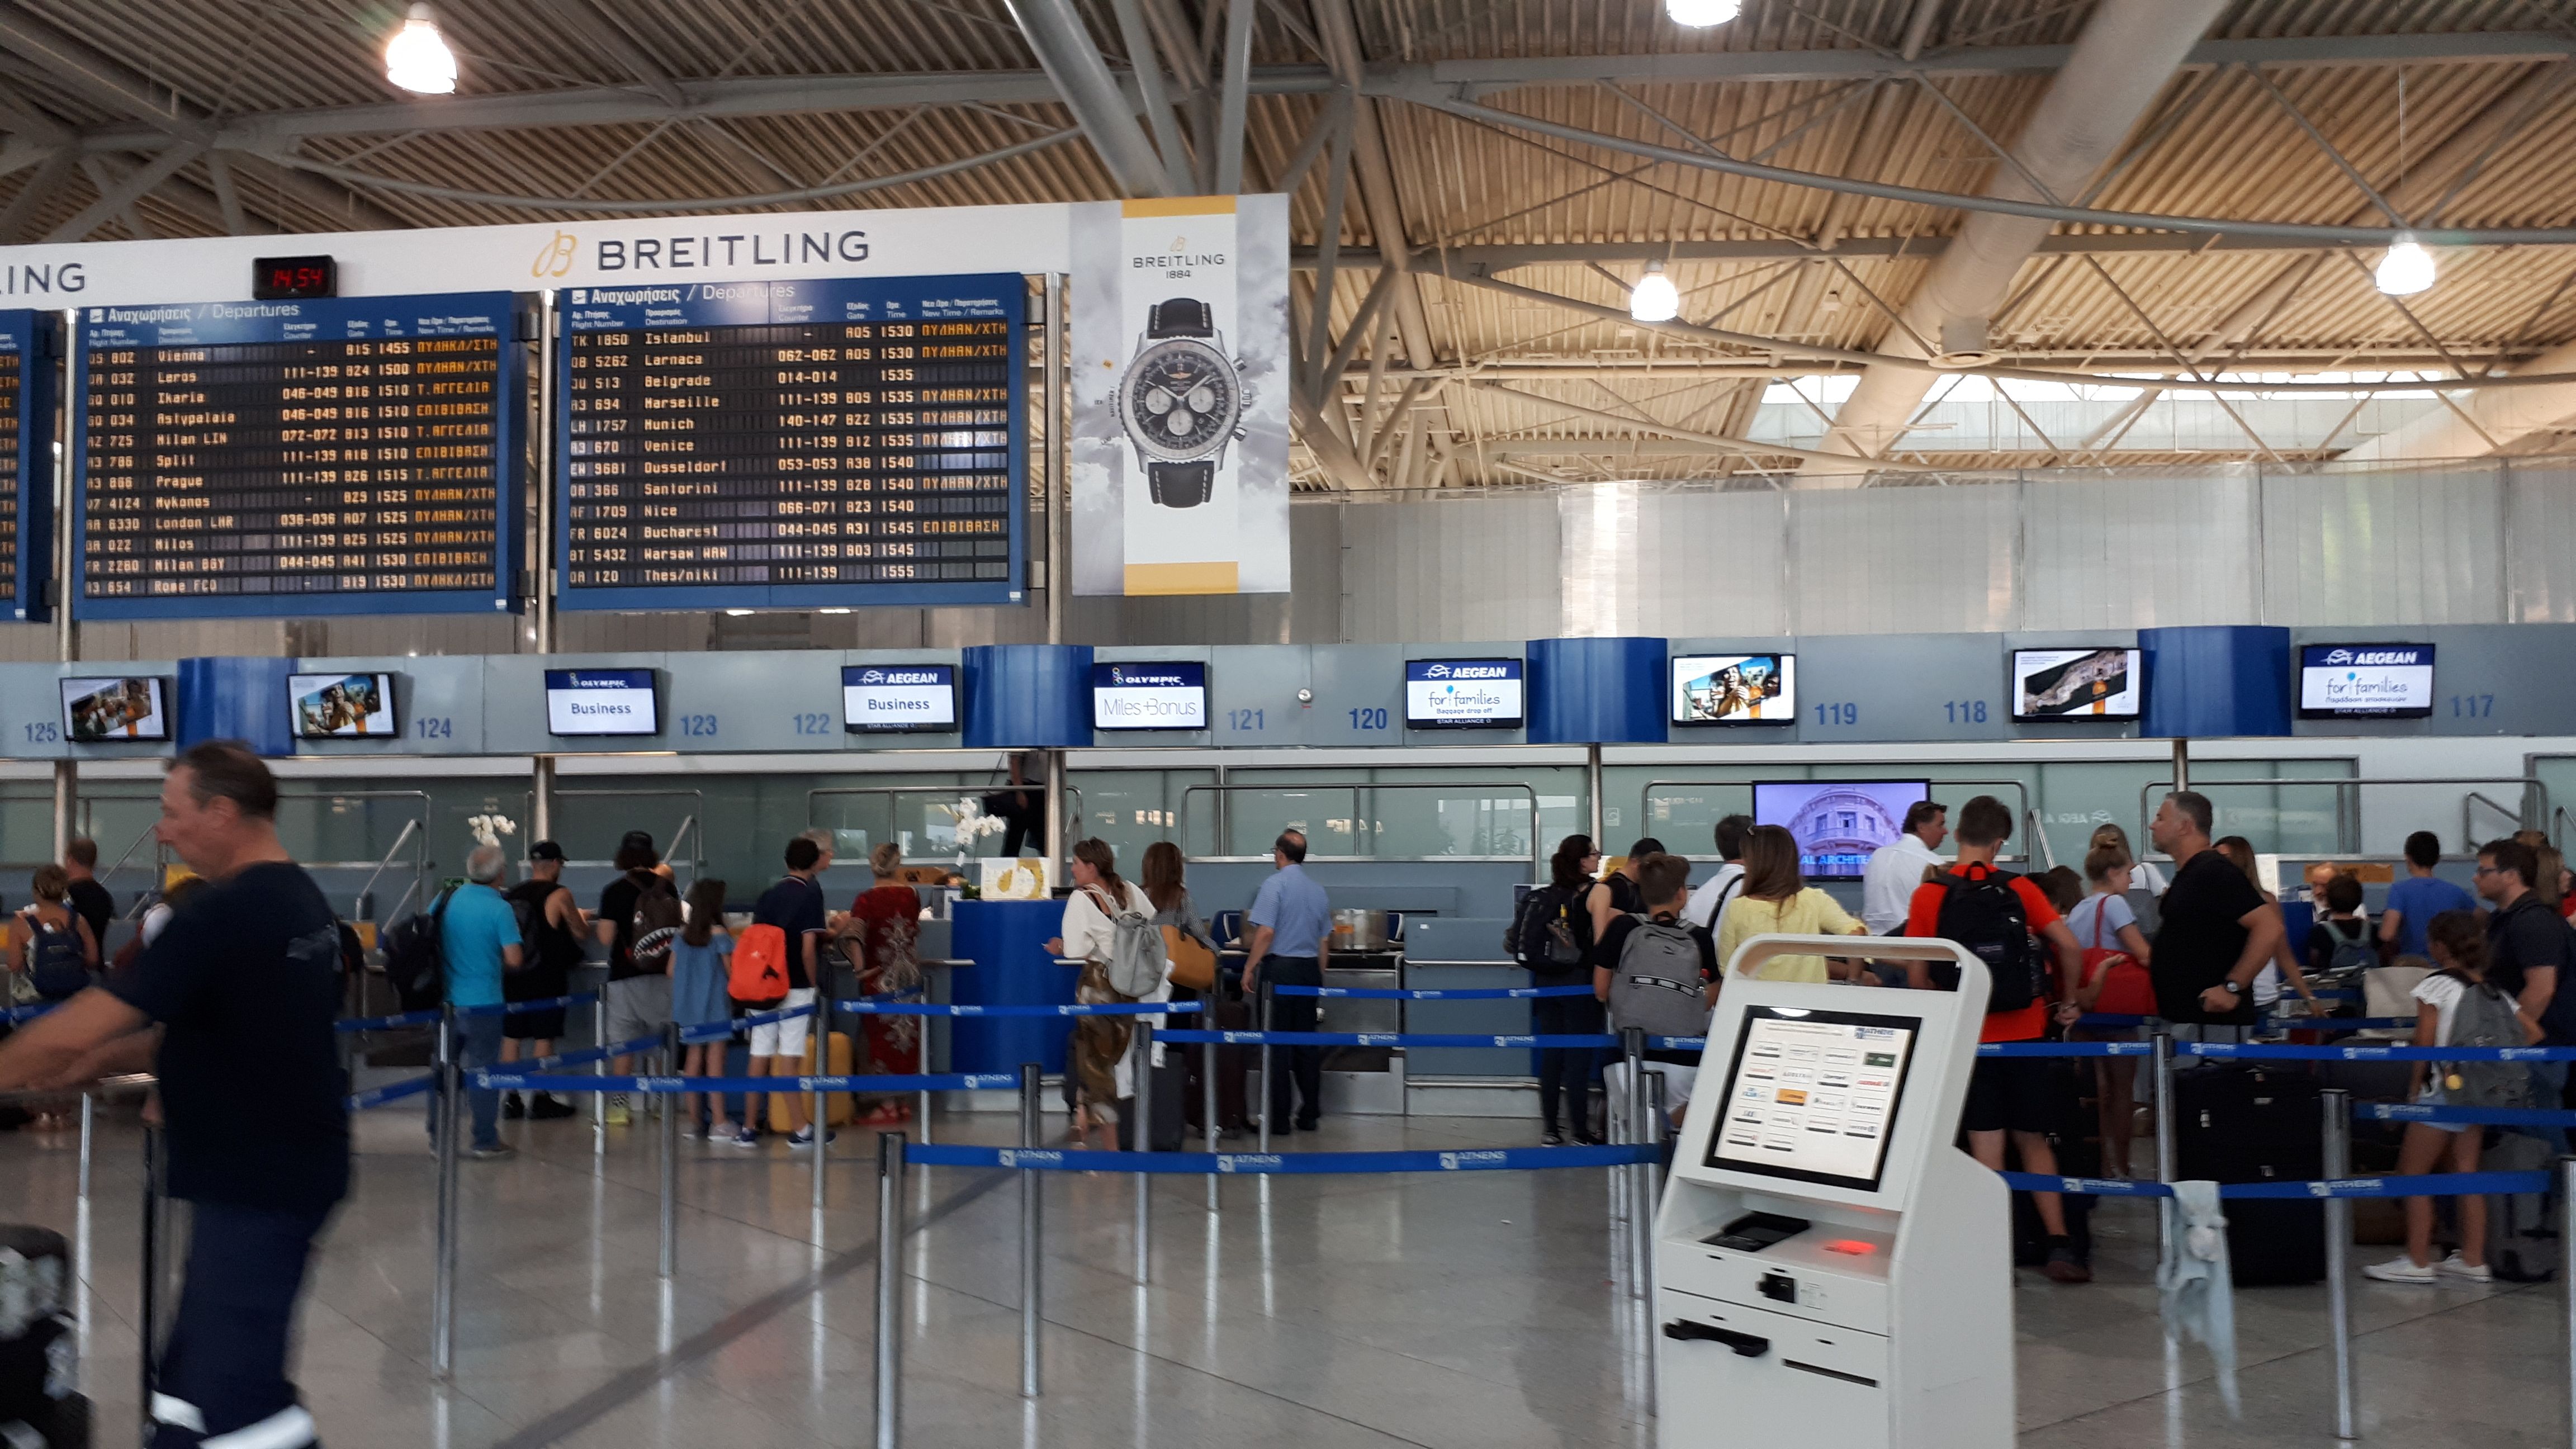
1146 298 1214 339
1147 460 1214 508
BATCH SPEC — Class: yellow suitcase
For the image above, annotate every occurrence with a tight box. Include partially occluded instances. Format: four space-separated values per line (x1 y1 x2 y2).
769 1029 855 1130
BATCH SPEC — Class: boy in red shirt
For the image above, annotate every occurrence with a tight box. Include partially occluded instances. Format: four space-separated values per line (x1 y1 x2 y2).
1903 795 2090 1283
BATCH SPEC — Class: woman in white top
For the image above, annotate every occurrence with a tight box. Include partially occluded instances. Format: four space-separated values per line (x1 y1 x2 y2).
1043 838 1169 1151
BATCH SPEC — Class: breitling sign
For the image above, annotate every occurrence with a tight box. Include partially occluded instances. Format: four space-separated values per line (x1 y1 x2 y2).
1068 195 1291 597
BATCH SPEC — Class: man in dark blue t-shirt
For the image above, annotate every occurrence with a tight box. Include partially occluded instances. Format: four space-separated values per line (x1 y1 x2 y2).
741 831 834 1148
0 741 347 1449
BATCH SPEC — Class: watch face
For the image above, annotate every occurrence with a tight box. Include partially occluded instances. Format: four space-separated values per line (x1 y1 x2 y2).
1121 337 1240 463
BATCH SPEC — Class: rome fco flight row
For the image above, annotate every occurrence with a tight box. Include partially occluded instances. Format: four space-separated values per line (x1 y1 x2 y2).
0 272 1029 623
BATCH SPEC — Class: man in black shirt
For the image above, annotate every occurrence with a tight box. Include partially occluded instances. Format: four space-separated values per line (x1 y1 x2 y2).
500 840 587 1121
593 831 667 1127
2474 837 2574 1138
2146 790 2281 1029
742 831 834 1148
61 836 114 958
0 741 347 1449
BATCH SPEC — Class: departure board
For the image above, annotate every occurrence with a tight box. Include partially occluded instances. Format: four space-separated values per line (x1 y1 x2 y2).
556 274 1025 610
0 310 55 623
72 292 525 618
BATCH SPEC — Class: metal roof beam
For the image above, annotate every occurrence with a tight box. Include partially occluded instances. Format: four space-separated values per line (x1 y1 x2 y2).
60 31 2560 149
1000 0 1173 196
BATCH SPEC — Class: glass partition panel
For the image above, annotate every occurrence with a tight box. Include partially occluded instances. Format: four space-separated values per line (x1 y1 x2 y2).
1067 769 1216 868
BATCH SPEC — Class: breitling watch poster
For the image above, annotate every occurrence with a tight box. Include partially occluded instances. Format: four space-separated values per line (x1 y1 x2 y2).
1069 194 1291 596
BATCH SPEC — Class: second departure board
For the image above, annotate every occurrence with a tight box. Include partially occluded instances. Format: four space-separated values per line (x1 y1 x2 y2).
0 311 55 623
72 292 525 618
556 274 1025 610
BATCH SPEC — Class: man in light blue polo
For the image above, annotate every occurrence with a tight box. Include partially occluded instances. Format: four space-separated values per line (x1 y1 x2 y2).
1242 830 1333 1131
435 843 525 1161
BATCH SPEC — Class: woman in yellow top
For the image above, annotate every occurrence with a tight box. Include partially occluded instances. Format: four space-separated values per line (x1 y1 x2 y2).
1716 825 1870 982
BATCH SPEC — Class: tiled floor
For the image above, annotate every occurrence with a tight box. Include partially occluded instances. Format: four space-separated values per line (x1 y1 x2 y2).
1 1101 2563 1448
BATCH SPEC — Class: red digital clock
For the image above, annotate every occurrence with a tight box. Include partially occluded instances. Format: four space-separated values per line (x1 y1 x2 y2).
252 255 338 300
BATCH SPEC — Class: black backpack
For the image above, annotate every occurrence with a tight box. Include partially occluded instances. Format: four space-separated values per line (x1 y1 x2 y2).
1930 867 2045 1014
1508 883 1592 974
21 910 91 1000
387 886 457 1011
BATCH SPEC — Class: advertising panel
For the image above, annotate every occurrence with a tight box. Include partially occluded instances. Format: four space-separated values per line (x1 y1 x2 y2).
1404 658 1524 730
2012 647 2142 721
842 663 957 733
1671 654 1796 725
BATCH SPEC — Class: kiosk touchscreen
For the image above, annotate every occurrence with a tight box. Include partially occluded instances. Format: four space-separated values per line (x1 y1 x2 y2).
1653 935 2009 1449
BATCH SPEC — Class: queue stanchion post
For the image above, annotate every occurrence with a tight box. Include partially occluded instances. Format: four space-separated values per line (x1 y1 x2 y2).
77 1087 93 1204
1257 981 1274 1154
812 1009 830 1216
1643 1066 1665 1418
874 1132 907 1449
139 1120 161 1437
1019 1062 1042 1399
432 1006 461 1381
1202 1009 1220 1212
660 1022 681 1280
1623 1027 1649 1304
592 991 609 1161
1133 1019 1153 1286
2152 1030 2176 1253
2562 1156 2575 1449
2321 1087 2355 1441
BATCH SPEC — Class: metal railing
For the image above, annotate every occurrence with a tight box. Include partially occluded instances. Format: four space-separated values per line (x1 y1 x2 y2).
539 788 707 884
1639 776 2035 863
1177 780 1544 869
2135 774 2546 858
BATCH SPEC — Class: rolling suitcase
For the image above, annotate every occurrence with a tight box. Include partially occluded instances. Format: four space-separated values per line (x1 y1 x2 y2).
1117 1049 1189 1153
767 1030 857 1131
0 1226 77 1441
1185 996 1252 1134
2175 1064 2326 1285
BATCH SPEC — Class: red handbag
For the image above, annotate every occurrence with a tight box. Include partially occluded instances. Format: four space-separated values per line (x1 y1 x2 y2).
2080 899 2158 1016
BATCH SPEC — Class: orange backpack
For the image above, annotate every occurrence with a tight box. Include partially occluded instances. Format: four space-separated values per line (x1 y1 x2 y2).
730 922 791 1003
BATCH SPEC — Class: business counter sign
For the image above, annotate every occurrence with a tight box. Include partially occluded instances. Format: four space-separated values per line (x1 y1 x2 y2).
1405 659 1524 730
2299 643 2435 719
1068 195 1291 598
1091 661 1209 731
842 664 956 733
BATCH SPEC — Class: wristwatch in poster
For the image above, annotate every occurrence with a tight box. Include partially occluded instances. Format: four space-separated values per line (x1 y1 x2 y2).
1114 297 1247 509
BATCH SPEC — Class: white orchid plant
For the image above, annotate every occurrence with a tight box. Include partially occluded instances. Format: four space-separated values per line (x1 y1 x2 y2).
941 797 1009 873
466 813 518 850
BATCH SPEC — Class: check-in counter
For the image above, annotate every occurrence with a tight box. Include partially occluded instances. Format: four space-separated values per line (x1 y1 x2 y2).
1400 916 1535 1117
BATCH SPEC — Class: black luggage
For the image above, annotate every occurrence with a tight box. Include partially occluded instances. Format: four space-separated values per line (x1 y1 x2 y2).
1183 996 1252 1135
0 1226 76 1436
2011 1057 2099 1267
2485 1130 2560 1283
1117 1047 1189 1153
1 1391 90 1449
2174 1064 2326 1285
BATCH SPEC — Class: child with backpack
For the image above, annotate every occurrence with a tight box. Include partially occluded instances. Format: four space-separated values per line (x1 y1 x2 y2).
1595 853 1718 1144
2364 909 2527 1284
667 878 734 1139
8 865 101 1004
1507 834 1606 1145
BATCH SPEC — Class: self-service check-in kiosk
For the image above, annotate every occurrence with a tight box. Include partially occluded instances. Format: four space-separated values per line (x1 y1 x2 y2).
1654 935 2009 1449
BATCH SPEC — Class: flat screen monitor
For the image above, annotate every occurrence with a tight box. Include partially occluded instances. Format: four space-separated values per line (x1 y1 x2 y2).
287 671 399 738
1404 658 1524 730
2299 643 2435 719
60 676 169 743
842 664 956 734
1091 661 1208 731
2012 647 2142 721
1752 780 1929 880
544 667 659 737
1671 653 1795 725
1704 1005 1922 1193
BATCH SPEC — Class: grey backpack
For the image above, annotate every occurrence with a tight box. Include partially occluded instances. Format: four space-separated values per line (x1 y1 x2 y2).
1609 915 1711 1039
1087 887 1166 999
2437 973 2533 1110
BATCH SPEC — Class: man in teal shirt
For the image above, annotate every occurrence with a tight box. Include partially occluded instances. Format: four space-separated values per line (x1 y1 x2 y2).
437 844 524 1158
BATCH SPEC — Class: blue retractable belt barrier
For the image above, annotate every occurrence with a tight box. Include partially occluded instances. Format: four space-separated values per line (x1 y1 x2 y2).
1650 1037 1706 1051
1997 1169 2554 1199
1157 1028 1618 1048
830 1000 1201 1017
1 1002 56 1025
2182 1041 2576 1062
457 992 600 1019
344 1074 439 1111
903 1142 1660 1174
2360 1102 2576 1128
1977 1040 2157 1057
472 1071 1024 1093
1269 984 1597 1000
337 1008 443 1032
